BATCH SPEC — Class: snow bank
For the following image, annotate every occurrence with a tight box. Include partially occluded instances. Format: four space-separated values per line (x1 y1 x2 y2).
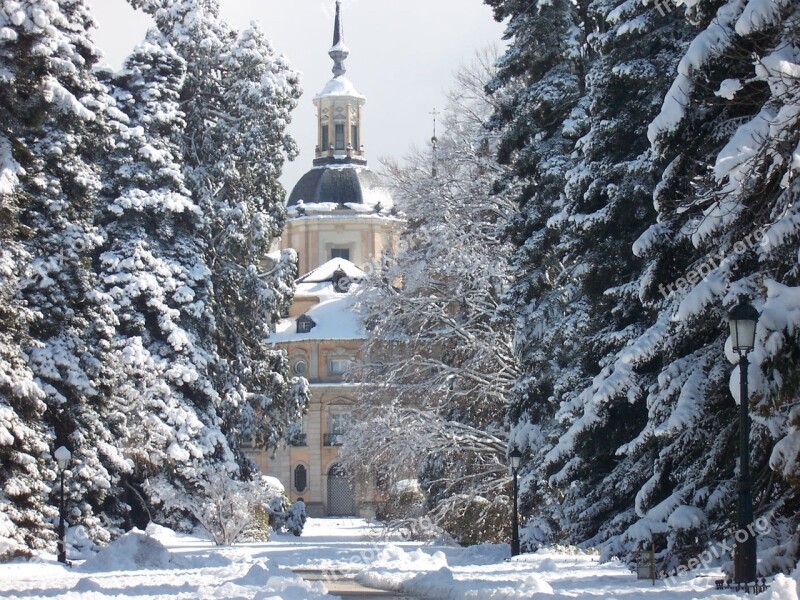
756 561 800 600
449 542 509 566
373 543 448 570
212 563 329 600
358 544 553 599
78 530 175 572
357 544 448 591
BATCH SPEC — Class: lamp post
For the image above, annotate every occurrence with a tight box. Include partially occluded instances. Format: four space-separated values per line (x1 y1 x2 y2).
54 446 71 565
509 447 522 557
728 297 759 584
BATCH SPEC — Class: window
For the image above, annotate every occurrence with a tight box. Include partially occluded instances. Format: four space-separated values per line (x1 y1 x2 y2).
321 125 329 150
329 358 351 375
294 464 307 493
331 413 350 435
335 124 345 150
325 413 350 446
296 315 316 334
290 420 307 446
351 125 359 149
293 360 307 375
330 248 350 260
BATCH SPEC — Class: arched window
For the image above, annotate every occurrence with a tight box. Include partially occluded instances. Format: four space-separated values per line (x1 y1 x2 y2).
294 464 308 493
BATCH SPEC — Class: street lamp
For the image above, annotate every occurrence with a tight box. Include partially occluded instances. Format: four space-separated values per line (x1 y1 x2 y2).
509 447 522 557
54 446 71 565
728 297 759 584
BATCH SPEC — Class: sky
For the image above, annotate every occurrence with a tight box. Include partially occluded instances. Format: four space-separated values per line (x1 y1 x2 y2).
87 0 507 193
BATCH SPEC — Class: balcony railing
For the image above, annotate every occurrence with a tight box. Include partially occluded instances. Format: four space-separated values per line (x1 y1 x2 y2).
290 433 307 447
324 433 345 447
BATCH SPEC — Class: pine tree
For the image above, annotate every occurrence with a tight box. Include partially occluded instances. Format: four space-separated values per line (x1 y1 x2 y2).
125 0 306 463
522 0 695 551
0 0 131 549
0 115 53 558
483 0 596 545
489 0 800 573
98 30 234 525
608 0 800 571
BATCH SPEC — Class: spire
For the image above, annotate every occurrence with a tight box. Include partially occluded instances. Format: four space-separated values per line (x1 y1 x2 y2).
329 1 349 77
430 109 439 177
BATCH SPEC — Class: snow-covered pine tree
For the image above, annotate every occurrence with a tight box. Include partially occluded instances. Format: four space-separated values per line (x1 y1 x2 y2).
126 0 307 463
1 0 131 549
490 0 800 573
602 0 800 572
0 249 51 559
507 0 697 552
0 25 53 555
98 30 239 527
341 50 517 542
482 0 595 544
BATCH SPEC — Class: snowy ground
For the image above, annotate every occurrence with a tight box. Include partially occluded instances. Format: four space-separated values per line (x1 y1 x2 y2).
0 518 797 599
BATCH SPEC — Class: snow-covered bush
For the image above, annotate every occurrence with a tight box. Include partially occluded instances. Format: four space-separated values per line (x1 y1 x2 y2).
377 479 426 522
154 473 283 546
438 494 511 547
267 495 290 532
285 500 307 537
241 505 272 543
267 496 306 537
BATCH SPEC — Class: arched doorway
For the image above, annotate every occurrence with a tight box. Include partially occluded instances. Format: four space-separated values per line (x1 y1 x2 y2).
327 463 355 516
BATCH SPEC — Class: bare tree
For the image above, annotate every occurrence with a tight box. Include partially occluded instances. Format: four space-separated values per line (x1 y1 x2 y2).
339 48 519 542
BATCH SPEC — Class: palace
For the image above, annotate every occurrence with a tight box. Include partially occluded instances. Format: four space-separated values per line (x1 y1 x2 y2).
248 2 400 518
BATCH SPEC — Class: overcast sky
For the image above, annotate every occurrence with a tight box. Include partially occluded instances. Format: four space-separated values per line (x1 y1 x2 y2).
87 0 507 192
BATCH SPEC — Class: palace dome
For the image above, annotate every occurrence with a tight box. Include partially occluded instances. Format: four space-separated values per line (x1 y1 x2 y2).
286 166 392 210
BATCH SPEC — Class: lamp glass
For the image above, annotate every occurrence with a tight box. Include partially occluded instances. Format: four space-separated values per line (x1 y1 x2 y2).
728 299 759 353
54 446 71 470
509 448 522 470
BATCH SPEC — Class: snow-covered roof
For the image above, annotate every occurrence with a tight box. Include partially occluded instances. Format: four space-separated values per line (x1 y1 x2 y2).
271 295 365 343
270 258 367 343
315 76 364 99
298 258 366 284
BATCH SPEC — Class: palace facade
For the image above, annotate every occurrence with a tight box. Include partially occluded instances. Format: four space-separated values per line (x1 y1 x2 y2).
248 1 400 518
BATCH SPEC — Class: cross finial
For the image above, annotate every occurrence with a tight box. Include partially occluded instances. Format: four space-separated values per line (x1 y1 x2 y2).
429 108 439 145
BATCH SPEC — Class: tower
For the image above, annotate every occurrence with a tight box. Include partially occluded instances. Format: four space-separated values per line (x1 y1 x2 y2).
250 2 399 518
282 0 395 275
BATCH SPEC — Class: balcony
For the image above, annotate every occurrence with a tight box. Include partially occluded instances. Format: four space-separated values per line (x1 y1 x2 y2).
324 433 345 447
290 433 307 447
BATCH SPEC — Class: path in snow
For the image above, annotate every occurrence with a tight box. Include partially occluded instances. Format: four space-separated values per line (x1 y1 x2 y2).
1 518 797 598
267 518 423 598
